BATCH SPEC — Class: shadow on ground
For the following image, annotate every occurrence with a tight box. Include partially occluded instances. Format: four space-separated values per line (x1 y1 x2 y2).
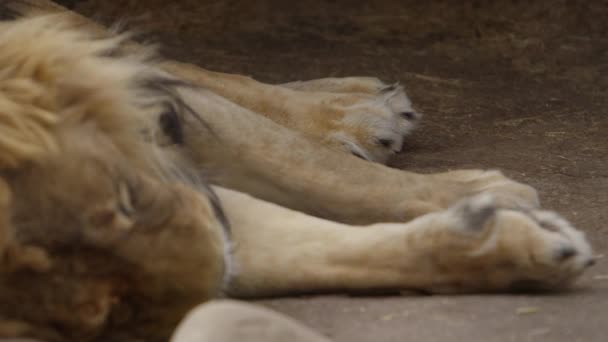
71 1 608 341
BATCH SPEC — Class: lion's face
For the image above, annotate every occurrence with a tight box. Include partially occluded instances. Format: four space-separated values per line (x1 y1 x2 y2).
1 127 226 340
0 14 227 341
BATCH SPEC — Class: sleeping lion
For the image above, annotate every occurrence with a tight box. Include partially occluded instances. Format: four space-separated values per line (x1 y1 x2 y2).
0 1 596 341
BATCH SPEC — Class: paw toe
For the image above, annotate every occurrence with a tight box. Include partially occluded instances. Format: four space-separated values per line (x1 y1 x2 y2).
555 245 578 261
538 211 594 271
451 193 498 231
399 111 419 121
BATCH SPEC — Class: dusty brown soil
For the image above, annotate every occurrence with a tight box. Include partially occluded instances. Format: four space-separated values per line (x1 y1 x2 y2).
67 0 608 341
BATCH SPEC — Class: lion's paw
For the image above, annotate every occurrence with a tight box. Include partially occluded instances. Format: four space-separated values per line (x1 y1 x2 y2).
433 169 541 212
427 193 595 292
283 77 420 163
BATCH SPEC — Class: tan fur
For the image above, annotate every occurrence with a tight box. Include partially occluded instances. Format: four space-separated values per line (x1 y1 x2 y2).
0 2 596 341
218 188 591 296
0 13 226 341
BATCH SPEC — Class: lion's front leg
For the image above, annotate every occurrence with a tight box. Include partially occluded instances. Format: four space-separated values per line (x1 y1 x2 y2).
217 187 594 296
177 86 538 225
162 62 419 163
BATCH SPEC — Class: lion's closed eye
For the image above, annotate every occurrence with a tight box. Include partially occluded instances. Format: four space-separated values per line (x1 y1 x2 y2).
87 182 137 236
117 181 135 218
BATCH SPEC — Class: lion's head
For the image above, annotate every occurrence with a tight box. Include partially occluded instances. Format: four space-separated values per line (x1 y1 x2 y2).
0 14 227 341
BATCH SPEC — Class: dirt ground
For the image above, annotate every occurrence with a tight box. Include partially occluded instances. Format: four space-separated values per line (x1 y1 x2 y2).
68 0 608 341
